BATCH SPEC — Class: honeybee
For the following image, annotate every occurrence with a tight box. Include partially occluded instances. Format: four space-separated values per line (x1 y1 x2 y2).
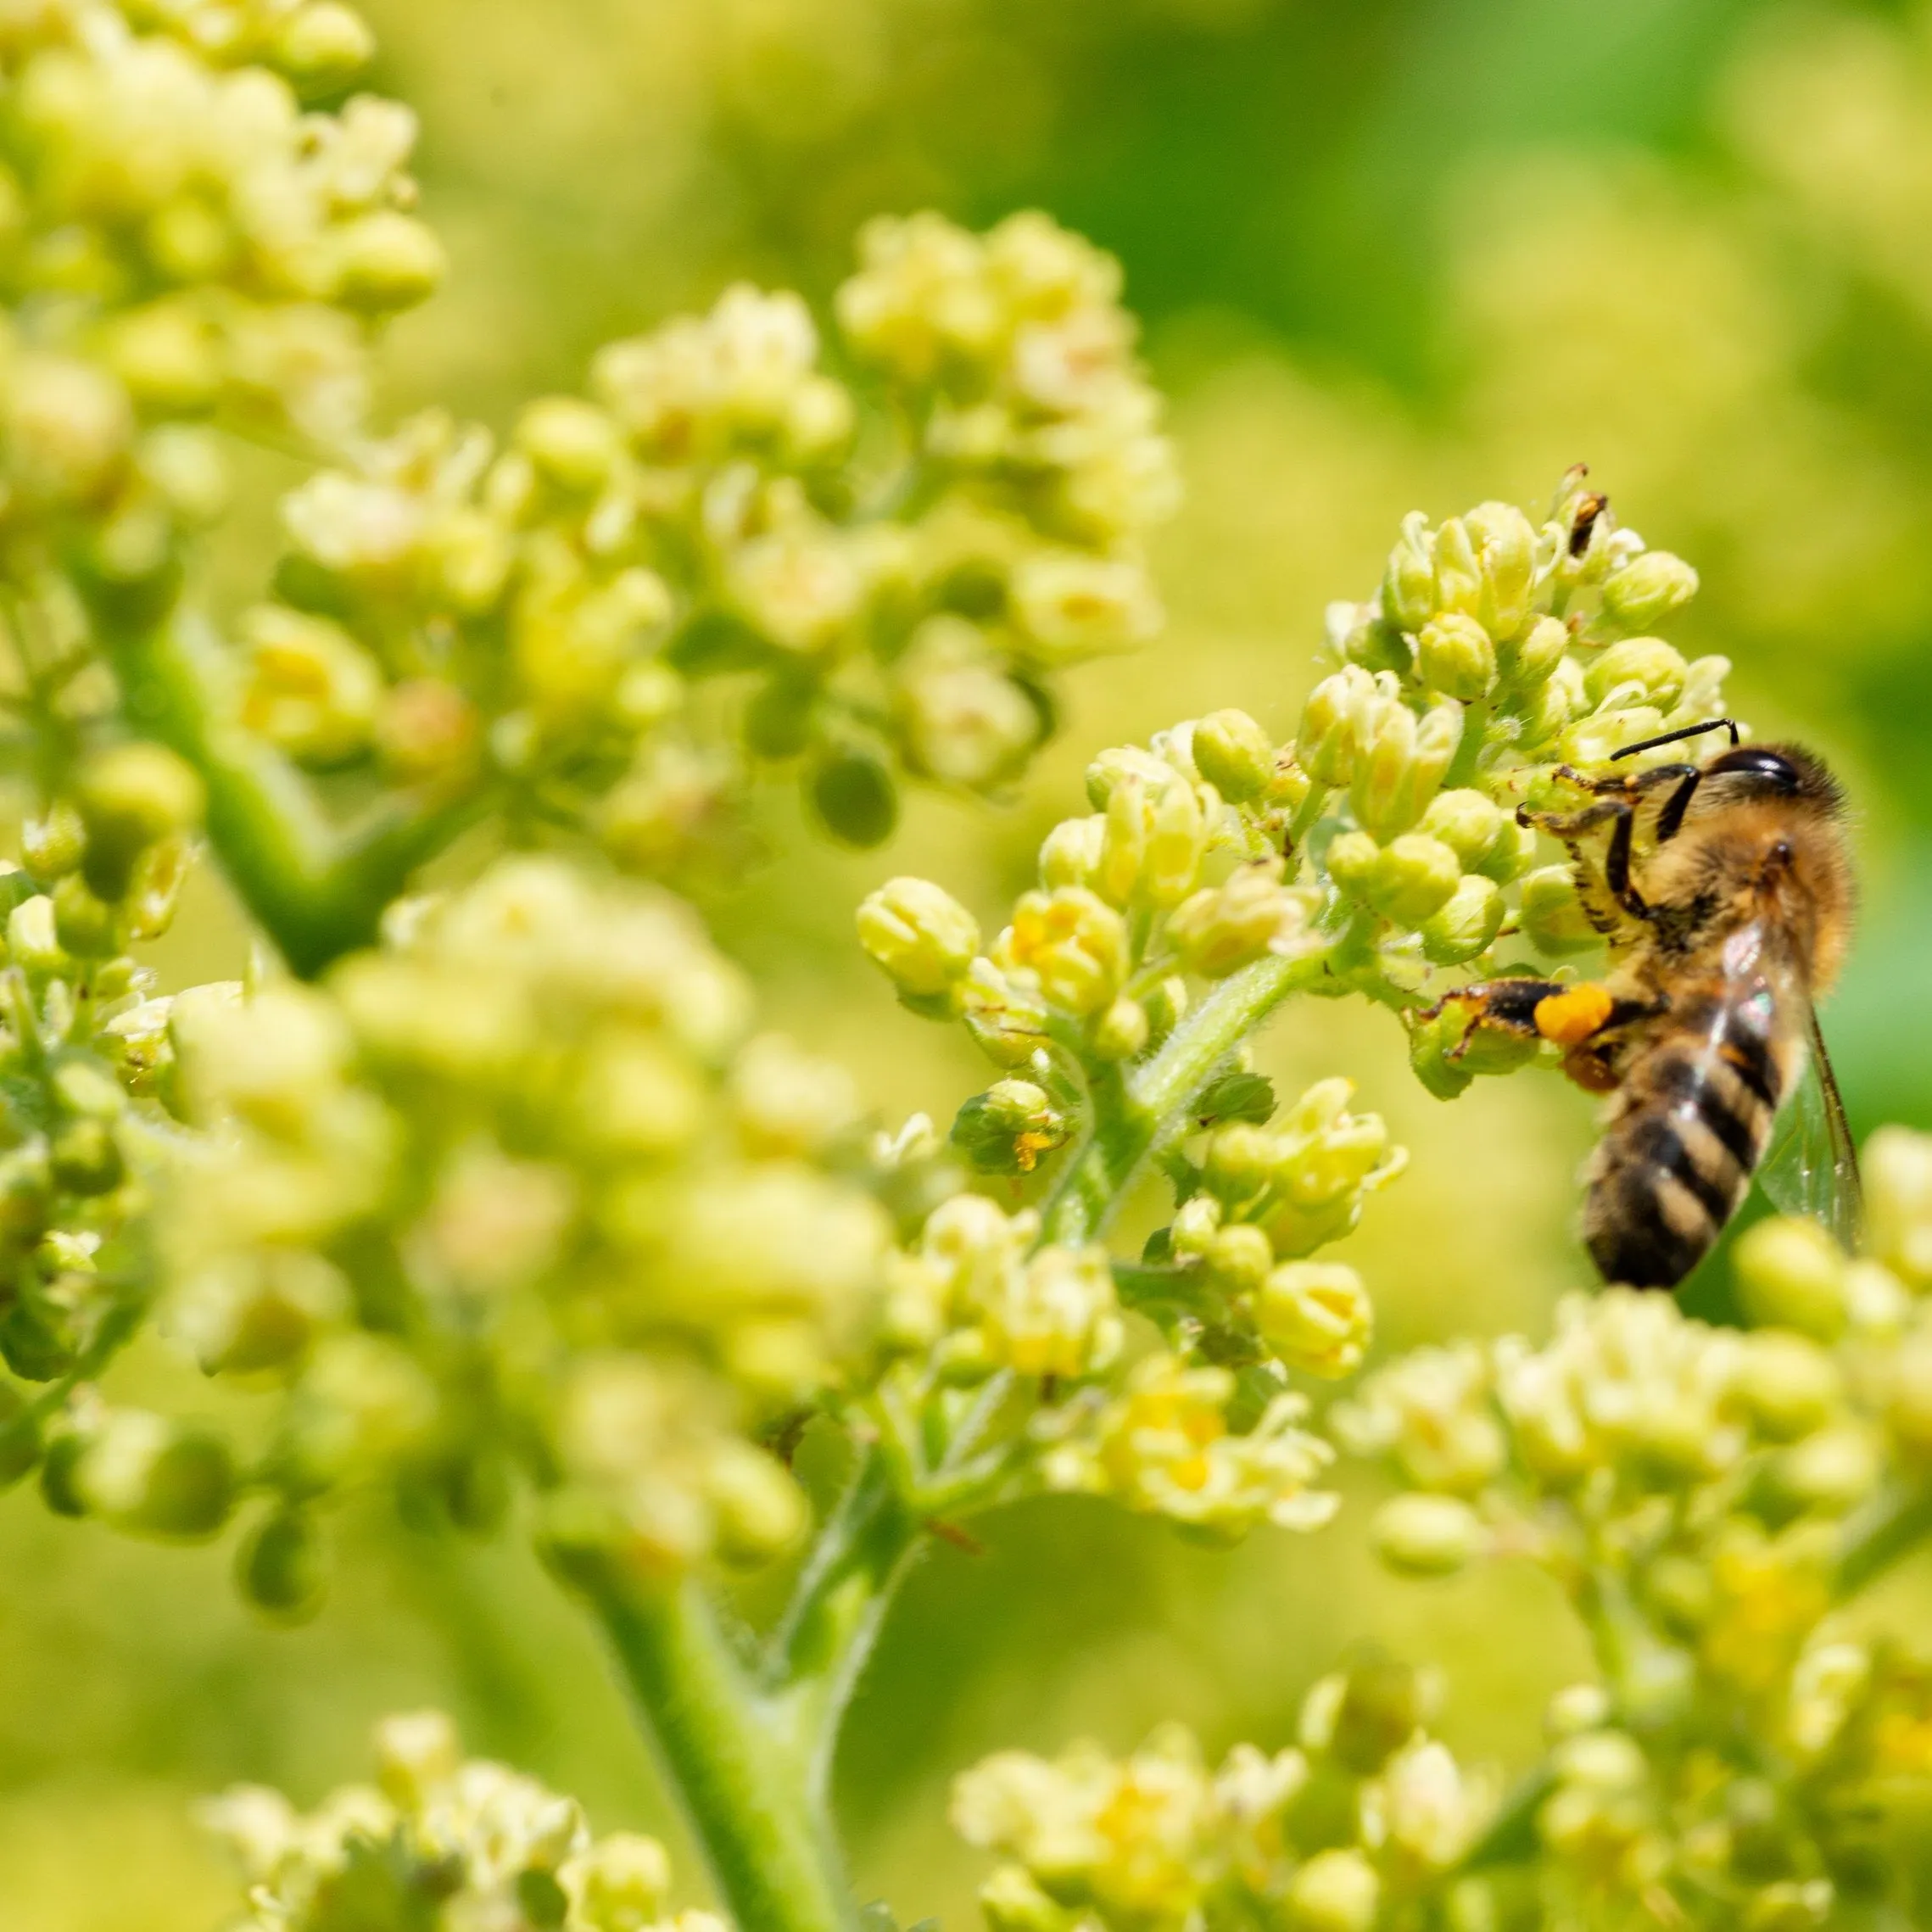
1422 720 1861 1289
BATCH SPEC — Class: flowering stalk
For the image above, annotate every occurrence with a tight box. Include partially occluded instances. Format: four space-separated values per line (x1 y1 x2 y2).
1041 946 1332 1247
97 604 479 974
550 1549 863 1932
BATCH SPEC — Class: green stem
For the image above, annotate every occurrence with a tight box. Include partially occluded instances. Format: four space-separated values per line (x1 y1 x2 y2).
1041 946 1332 1247
552 1550 862 1932
765 1447 924 1802
98 606 478 976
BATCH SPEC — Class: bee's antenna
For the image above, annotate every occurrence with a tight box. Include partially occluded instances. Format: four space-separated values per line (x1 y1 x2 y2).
1610 718 1739 761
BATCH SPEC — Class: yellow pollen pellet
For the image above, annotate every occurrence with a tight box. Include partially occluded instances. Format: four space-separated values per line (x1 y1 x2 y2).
1533 983 1616 1047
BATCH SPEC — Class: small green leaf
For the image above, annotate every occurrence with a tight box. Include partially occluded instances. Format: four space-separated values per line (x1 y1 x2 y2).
1193 1070 1276 1126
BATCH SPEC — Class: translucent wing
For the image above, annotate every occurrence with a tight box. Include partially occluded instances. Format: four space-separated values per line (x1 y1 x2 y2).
1758 1000 1865 1253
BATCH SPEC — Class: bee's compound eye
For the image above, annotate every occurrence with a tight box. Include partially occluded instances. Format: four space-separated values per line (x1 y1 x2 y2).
1772 838 1795 864
1706 746 1802 792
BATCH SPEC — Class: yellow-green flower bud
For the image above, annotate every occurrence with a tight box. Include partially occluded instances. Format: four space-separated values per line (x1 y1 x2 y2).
21 804 85 882
984 1244 1121 1377
238 1508 327 1622
1600 550 1699 634
7 354 132 505
1584 637 1687 712
857 878 981 998
1000 888 1126 1016
332 211 447 312
1192 708 1274 802
1039 814 1105 891
1085 745 1176 809
1332 603 1412 676
1421 790 1502 870
104 302 222 415
1364 835 1461 927
75 743 205 902
1170 1196 1223 1258
1520 865 1600 955
1736 1219 1848 1342
1097 775 1149 906
1500 613 1570 688
242 605 384 768
1145 775 1208 906
1467 500 1537 639
1205 1223 1272 1294
1735 1332 1842 1443
1471 818 1538 884
1766 1425 1879 1517
1432 515 1483 619
1254 1260 1372 1377
276 3 377 86
1287 1849 1380 1932
1168 865 1295 978
1373 1492 1482 1577
516 397 622 494
1326 830 1380 903
565 1832 674 1932
53 874 119 959
1419 874 1505 965
75 1412 236 1540
1561 705 1665 768
6 894 62 974
1092 996 1148 1061
1417 613 1496 701
1204 1125 1275 1199
1866 1126 1932 1288
1298 667 1373 788
50 1115 123 1194
708 1443 808 1563
1352 697 1462 840
375 1710 462 1811
1382 511 1438 632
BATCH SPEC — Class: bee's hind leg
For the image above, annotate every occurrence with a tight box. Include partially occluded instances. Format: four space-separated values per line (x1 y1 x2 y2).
1418 976 1573 1061
1419 976 1661 1077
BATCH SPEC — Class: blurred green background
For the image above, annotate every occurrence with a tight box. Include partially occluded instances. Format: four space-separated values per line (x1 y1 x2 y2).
10 0 1932 1924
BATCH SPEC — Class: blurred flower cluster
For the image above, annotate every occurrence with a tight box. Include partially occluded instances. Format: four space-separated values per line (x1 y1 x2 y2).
1325 1127 1932 1925
231 209 1175 873
0 738 208 1490
36 854 898 1608
952 1651 1497 1932
0 0 435 603
203 1708 712 1932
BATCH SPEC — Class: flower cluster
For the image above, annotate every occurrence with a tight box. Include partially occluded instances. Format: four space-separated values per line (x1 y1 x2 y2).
867 1173 1343 1544
859 710 1316 1061
229 210 1175 874
42 855 894 1609
952 1651 1495 1932
203 1708 714 1932
1330 1129 1932 1925
0 0 435 600
1309 478 1729 1093
0 740 209 1494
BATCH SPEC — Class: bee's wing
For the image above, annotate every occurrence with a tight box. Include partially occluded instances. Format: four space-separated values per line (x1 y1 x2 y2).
1757 997 1865 1254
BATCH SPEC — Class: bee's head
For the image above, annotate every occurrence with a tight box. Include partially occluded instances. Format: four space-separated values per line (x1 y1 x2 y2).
1701 741 1845 817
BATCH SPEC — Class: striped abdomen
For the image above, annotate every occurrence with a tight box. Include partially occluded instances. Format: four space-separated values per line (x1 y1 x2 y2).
1582 984 1797 1288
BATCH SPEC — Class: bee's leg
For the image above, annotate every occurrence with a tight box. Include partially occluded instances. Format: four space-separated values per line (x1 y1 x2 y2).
1420 977 1666 1067
1652 767 1703 844
1520 789 1672 923
1600 802 1649 920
